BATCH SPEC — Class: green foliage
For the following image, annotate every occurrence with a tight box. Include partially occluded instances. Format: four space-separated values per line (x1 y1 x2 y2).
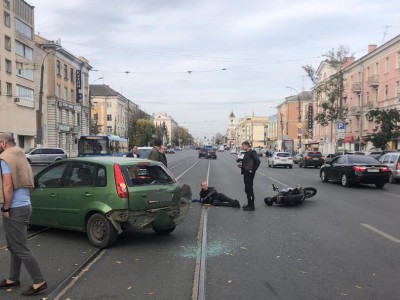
172 126 193 146
366 109 400 150
130 118 156 147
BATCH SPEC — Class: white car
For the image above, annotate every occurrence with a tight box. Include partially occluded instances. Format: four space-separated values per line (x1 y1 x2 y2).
236 150 246 162
268 152 293 168
230 148 237 154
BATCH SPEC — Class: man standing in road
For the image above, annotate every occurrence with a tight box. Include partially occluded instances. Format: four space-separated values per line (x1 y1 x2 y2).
126 145 140 158
0 133 47 296
148 138 167 167
241 141 260 211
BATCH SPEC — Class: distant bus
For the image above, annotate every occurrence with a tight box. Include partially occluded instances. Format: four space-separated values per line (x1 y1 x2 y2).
78 135 128 157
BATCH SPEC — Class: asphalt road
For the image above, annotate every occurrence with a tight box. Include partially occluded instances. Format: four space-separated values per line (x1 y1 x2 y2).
1 151 400 299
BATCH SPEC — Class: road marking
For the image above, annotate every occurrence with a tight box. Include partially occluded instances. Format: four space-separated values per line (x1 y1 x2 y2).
176 160 200 180
169 159 190 170
257 171 288 187
361 223 400 243
383 192 400 198
206 160 210 184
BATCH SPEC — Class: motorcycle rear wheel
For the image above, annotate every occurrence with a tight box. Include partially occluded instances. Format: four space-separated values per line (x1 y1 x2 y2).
303 187 317 199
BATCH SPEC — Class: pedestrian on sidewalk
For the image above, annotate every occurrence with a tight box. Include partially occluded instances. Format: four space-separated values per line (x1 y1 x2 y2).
0 133 47 296
126 145 140 158
199 180 240 208
240 141 260 211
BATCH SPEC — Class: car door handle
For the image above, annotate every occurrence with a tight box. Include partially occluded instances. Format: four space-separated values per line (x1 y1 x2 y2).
49 193 56 198
83 192 93 197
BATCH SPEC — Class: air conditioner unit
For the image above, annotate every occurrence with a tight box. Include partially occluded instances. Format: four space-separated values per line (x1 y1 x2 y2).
14 97 20 102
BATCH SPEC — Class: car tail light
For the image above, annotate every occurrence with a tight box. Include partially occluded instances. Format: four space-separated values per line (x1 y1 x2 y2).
379 167 390 172
320 156 324 160
396 163 400 170
306 156 311 160
353 166 366 172
275 157 280 160
114 164 128 198
288 157 292 160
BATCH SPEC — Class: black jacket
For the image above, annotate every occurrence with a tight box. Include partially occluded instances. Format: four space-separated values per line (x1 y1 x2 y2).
241 149 260 175
199 187 217 201
126 152 140 158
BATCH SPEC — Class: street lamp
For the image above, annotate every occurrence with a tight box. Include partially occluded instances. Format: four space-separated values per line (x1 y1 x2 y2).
37 46 59 147
286 86 302 150
88 77 103 134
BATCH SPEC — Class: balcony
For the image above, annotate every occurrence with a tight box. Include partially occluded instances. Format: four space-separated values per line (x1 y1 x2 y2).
366 101 376 110
367 75 379 87
351 83 362 93
348 106 362 116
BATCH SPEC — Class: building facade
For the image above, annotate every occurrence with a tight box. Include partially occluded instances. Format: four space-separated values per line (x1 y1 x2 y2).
236 114 268 148
0 0 36 149
153 112 178 145
34 36 92 156
266 114 278 149
277 91 312 152
226 111 236 148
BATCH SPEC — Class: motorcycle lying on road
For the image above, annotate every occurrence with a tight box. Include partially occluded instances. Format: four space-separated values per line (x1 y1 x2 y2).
264 184 317 206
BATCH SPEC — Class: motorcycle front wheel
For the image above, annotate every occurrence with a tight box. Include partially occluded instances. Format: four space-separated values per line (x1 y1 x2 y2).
303 187 317 199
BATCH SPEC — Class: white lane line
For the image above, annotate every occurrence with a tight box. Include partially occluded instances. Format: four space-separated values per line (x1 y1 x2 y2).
169 160 189 170
176 160 200 180
383 192 400 198
257 171 288 187
361 223 400 243
206 160 210 184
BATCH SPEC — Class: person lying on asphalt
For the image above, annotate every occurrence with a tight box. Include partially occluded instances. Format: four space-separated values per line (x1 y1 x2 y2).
199 180 240 208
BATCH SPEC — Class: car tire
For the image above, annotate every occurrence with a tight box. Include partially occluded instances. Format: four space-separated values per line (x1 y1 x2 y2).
86 213 118 249
268 162 271 168
314 166 318 168
320 170 328 182
375 182 385 189
289 165 293 169
298 162 302 168
341 174 352 187
272 162 275 168
153 226 176 235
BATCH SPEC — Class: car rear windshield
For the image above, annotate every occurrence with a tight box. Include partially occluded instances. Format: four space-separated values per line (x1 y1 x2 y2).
121 163 175 186
276 152 290 157
307 152 322 157
347 155 379 164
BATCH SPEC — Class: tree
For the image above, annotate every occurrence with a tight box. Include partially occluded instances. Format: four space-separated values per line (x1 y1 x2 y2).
130 118 155 146
303 45 352 125
172 126 193 146
366 109 400 150
214 132 223 145
155 122 169 144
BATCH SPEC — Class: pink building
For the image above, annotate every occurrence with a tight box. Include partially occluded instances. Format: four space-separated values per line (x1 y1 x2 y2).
312 34 400 153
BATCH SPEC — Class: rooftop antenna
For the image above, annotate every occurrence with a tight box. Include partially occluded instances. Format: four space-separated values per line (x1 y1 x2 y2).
382 25 392 44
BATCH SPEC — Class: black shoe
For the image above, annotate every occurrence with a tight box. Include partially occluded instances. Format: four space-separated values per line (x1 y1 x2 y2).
233 200 241 208
0 279 20 288
242 205 255 211
21 282 47 296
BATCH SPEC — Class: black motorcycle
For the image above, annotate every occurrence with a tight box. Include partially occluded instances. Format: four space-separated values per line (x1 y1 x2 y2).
264 184 317 206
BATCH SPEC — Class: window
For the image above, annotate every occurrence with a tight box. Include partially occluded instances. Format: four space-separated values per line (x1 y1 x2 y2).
16 85 34 101
96 167 107 187
396 81 399 96
4 0 10 9
15 41 33 60
374 62 379 75
17 135 24 148
397 52 400 69
107 102 112 108
15 18 32 39
70 90 74 103
6 82 11 95
17 67 33 80
374 88 378 102
107 126 113 133
64 87 68 101
70 68 74 82
56 60 61 75
77 113 80 126
385 57 389 73
3 12 10 27
107 114 112 121
4 35 11 51
5 59 11 73
384 85 388 100
56 84 61 98
36 163 68 188
63 64 68 80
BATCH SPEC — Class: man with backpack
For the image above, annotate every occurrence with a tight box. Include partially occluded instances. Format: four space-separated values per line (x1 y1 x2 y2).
240 141 260 211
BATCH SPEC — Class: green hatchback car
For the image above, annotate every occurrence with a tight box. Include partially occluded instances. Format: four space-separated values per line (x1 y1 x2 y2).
30 157 191 248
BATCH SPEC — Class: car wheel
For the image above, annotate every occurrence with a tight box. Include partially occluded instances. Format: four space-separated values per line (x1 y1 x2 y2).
320 170 328 182
314 166 318 168
389 173 396 183
268 162 271 167
272 162 275 168
153 226 176 234
298 162 302 168
86 213 118 249
289 165 293 169
375 182 385 189
341 174 352 187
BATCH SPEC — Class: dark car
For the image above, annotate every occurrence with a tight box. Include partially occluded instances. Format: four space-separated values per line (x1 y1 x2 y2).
298 151 324 168
199 148 208 158
320 154 390 188
206 149 217 159
324 153 336 164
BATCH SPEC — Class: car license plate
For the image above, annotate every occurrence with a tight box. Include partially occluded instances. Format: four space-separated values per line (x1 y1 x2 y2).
367 169 379 172
281 159 287 161
313 158 319 160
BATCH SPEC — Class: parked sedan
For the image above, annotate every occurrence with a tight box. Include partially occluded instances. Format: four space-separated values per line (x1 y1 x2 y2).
320 154 390 188
378 152 400 183
292 153 302 164
268 152 293 168
30 157 191 248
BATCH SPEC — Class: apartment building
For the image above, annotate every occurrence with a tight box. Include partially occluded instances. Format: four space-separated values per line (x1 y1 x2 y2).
0 0 36 149
153 112 178 145
265 114 278 149
90 84 130 138
34 36 92 156
277 91 312 152
235 114 268 148
343 35 400 151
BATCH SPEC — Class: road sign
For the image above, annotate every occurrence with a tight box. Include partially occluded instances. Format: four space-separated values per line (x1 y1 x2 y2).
337 122 345 130
297 129 302 137
297 123 303 129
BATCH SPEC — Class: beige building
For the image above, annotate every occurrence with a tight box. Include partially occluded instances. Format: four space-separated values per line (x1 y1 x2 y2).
236 114 268 148
266 114 278 149
153 112 178 145
0 0 36 149
34 36 92 156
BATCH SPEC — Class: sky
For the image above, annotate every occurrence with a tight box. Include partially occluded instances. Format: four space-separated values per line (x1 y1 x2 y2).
30 0 399 141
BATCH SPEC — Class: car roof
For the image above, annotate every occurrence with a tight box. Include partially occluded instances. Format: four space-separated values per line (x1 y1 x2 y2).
66 157 162 166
